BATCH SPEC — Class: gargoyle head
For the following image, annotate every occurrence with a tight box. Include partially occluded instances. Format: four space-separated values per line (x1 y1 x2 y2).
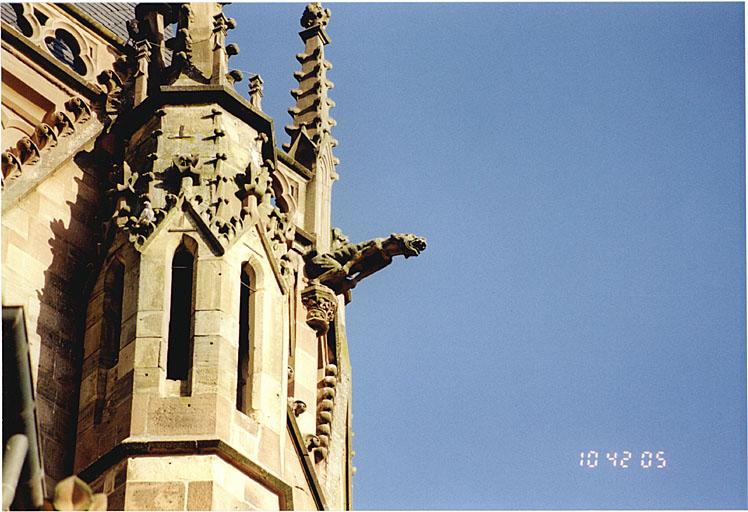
390 233 427 258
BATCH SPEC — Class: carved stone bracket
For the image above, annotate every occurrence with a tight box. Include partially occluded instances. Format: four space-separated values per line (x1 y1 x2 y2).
2 97 94 187
301 283 337 335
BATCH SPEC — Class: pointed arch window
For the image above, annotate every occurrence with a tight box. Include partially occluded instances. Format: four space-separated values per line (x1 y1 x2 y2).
95 259 124 424
101 260 124 369
236 262 253 413
167 240 196 381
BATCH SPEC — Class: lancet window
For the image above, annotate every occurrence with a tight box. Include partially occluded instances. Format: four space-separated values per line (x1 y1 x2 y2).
94 259 125 424
167 239 196 382
236 262 253 413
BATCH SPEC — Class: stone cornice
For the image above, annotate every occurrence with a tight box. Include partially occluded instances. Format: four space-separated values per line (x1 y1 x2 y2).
76 439 295 510
113 85 277 164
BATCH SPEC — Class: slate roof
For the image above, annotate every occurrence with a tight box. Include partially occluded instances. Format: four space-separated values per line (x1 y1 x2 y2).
71 3 137 44
1 4 21 30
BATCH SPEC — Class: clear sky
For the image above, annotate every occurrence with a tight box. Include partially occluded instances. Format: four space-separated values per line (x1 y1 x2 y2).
226 3 746 509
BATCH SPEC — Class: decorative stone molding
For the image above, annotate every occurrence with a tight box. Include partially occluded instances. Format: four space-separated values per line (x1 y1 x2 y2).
301 283 337 335
305 434 322 453
313 363 338 462
103 100 297 278
11 4 102 82
289 399 307 417
1 96 94 186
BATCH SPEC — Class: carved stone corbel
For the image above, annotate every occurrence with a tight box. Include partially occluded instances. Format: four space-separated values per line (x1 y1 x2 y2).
45 111 75 138
2 150 22 181
301 283 337 335
15 137 40 165
64 97 92 123
32 124 57 151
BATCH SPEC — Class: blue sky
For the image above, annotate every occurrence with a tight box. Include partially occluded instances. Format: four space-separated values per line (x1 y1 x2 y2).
226 3 746 509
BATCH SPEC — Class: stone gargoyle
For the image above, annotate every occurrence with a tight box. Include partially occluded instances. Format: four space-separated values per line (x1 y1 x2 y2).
305 231 427 299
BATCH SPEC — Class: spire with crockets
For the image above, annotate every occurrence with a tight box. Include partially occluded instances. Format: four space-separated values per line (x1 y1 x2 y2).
284 3 339 170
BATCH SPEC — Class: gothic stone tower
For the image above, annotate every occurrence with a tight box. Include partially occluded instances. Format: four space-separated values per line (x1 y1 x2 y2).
68 3 426 510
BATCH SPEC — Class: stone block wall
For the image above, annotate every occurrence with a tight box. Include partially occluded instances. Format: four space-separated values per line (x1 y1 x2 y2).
2 147 106 486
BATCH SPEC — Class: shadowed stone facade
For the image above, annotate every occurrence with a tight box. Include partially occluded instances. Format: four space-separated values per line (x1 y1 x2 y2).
2 3 426 510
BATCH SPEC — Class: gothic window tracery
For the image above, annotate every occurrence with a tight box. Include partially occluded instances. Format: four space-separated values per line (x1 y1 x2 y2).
10 4 95 79
44 29 87 75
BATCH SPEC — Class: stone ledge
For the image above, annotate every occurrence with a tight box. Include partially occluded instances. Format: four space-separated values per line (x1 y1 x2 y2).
77 439 295 510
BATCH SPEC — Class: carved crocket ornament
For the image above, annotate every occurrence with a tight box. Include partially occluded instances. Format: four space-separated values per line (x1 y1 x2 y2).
305 232 427 299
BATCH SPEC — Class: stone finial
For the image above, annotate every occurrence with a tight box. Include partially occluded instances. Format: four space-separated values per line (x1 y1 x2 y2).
133 39 152 106
131 3 174 75
301 3 331 28
249 74 264 111
301 283 337 335
211 12 236 85
50 475 107 511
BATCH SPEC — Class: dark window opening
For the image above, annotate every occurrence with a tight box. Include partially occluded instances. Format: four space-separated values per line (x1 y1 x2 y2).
326 321 337 367
11 5 33 37
167 245 194 381
101 261 124 369
95 260 125 425
44 29 86 75
236 265 251 412
33 8 48 26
